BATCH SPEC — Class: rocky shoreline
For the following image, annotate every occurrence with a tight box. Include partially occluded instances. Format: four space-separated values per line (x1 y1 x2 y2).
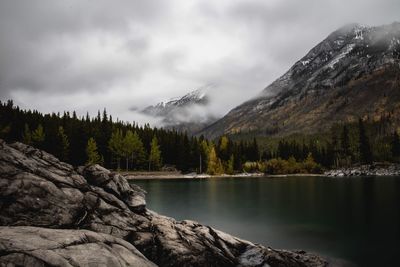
324 163 400 177
122 172 266 180
0 140 328 267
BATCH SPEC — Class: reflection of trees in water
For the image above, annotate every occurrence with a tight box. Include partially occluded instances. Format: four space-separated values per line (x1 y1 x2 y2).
343 179 354 229
362 177 374 228
396 178 400 239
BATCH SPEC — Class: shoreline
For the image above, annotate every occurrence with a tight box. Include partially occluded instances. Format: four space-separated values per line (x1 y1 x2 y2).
122 172 325 180
121 163 400 180
324 163 400 177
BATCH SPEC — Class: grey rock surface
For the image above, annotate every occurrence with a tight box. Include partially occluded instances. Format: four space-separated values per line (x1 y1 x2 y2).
0 140 328 267
0 226 156 267
325 163 400 177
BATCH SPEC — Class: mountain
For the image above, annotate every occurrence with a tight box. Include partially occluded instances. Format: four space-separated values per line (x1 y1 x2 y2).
142 88 209 117
199 22 400 139
141 86 217 133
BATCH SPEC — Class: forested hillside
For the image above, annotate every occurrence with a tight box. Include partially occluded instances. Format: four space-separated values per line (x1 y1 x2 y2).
1 100 399 174
0 100 259 173
200 23 400 139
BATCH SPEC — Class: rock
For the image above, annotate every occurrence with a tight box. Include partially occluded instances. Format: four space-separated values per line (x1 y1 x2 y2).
78 164 147 212
324 163 400 177
0 140 328 267
0 226 156 267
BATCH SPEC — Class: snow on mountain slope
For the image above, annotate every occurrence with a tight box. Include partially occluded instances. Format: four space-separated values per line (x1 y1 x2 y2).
141 85 218 134
199 22 400 139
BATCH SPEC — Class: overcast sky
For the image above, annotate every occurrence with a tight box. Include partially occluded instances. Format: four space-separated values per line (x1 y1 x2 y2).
0 0 399 125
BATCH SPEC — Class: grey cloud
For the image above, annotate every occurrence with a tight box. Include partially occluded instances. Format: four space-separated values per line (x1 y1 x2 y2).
0 0 399 125
0 0 167 97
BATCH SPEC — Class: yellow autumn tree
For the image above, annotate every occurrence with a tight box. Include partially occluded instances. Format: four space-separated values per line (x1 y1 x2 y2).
207 146 224 175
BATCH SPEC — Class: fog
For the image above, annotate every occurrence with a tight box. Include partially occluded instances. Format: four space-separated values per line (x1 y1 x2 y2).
0 0 399 125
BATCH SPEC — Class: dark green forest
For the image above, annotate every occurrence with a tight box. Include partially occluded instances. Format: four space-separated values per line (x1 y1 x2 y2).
0 100 259 173
1 100 399 174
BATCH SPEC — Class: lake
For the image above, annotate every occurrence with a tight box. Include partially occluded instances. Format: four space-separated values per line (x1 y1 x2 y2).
131 176 400 267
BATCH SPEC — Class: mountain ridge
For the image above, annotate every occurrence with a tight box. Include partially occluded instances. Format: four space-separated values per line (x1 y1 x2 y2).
141 85 218 134
198 22 400 139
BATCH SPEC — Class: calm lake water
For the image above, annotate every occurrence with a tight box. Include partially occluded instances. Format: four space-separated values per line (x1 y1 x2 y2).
132 176 400 267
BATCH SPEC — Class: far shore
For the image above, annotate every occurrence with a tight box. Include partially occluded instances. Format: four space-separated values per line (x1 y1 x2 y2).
120 163 400 180
119 171 325 180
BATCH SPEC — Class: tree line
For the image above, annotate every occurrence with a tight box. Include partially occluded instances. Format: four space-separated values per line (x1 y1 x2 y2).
2 100 398 174
0 100 260 173
256 116 400 173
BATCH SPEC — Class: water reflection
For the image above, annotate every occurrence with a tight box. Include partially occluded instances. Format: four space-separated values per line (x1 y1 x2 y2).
133 176 400 267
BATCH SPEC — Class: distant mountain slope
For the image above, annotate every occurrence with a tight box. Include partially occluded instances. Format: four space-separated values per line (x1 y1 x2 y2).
141 86 217 134
199 22 400 139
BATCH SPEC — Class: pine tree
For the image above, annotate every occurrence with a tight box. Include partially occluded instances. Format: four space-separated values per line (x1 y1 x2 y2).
391 131 400 161
251 138 260 161
218 136 230 161
56 126 69 161
122 130 136 171
358 119 372 164
149 136 162 171
199 140 209 173
131 132 146 170
86 137 102 165
226 154 235 175
0 124 10 139
108 129 124 170
341 125 350 155
22 124 32 145
340 125 352 166
31 124 45 148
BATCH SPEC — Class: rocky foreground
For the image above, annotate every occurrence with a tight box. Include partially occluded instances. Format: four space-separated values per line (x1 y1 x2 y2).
325 163 400 177
0 140 328 267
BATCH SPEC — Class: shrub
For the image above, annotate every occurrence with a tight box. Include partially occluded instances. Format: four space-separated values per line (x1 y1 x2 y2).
263 154 323 175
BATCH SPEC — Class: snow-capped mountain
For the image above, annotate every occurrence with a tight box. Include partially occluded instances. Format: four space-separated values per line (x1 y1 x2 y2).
142 88 209 117
199 22 400 138
141 86 218 133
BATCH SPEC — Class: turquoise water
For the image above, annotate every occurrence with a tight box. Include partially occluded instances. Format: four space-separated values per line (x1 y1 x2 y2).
132 176 400 267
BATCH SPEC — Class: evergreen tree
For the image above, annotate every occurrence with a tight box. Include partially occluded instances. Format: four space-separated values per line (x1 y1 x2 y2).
0 124 10 139
108 129 124 170
149 136 162 171
31 124 45 148
330 129 340 167
341 125 350 156
340 125 352 166
199 140 209 173
56 126 69 161
122 130 136 171
218 136 230 161
358 119 372 164
86 137 102 165
251 138 260 161
22 124 32 145
391 131 400 161
226 154 235 175
131 131 146 170
178 133 191 172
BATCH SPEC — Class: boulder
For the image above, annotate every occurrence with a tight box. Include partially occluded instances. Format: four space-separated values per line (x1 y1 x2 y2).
0 140 327 267
0 226 156 267
324 163 400 177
